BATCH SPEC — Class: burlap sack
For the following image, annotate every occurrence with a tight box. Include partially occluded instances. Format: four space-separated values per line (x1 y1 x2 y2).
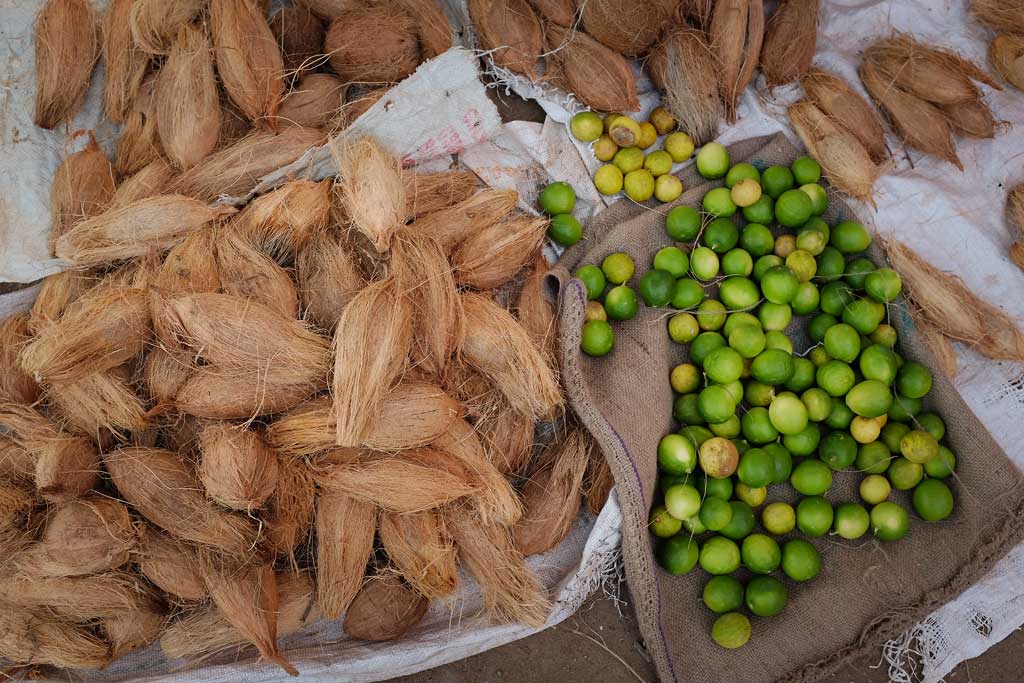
548 134 1024 683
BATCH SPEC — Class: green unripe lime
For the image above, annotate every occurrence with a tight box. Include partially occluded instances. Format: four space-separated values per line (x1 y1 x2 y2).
751 348 795 385
776 189 814 227
725 162 760 187
697 472 734 500
758 302 793 331
704 346 744 384
834 502 871 539
860 344 900 385
888 394 922 421
809 346 830 367
801 387 833 422
761 266 800 304
913 479 954 521
718 277 759 310
703 217 740 252
791 282 820 315
785 357 816 392
856 441 892 475
665 205 701 241
698 384 737 423
762 502 796 535
796 495 834 536
781 539 821 581
743 194 775 224
820 281 855 316
697 299 727 331
844 257 876 289
659 534 699 573
602 252 635 284
729 324 766 359
762 165 794 198
866 268 902 302
783 422 821 456
664 483 702 520
897 362 933 399
842 298 886 336
791 459 833 496
745 381 776 407
860 474 891 504
682 426 714 448
816 360 856 397
699 536 741 574
737 448 773 487
800 183 828 216
916 413 946 441
791 156 822 184
764 442 793 484
871 502 909 541
576 265 606 300
711 612 751 649
808 313 838 344
764 330 794 353
824 323 861 362
696 142 730 179
741 407 778 444
819 430 858 470
650 504 683 537
880 422 911 453
742 534 782 575
846 380 894 418
888 457 924 490
825 397 855 430
871 324 899 348
690 246 720 281
690 331 726 365
699 496 734 531
658 434 698 474
539 181 576 214
547 213 582 246
752 254 784 281
740 223 774 256
604 285 638 320
924 446 957 479
703 575 745 614
674 394 703 424
831 220 872 253
668 312 700 343
703 188 737 218
581 320 615 356
653 247 689 278
671 278 705 310
638 269 676 307
722 248 754 276
769 392 809 435
815 246 846 281
719 501 755 540
900 429 939 464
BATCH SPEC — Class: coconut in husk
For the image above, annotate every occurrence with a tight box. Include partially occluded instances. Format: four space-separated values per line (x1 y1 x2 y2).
971 0 1024 31
275 73 346 130
111 158 177 208
198 553 297 676
269 5 325 75
515 253 557 361
908 306 958 380
544 22 639 112
469 396 536 477
707 0 764 119
413 188 519 250
50 132 117 246
0 483 36 544
403 170 478 221
263 457 315 568
676 0 714 27
343 571 430 641
173 363 328 420
216 229 300 318
859 61 963 170
230 179 332 262
45 367 148 440
28 270 98 335
33 0 99 129
800 67 889 163
331 86 390 132
941 99 999 138
0 314 41 405
295 231 364 330
334 137 406 253
990 33 1024 92
325 5 421 83
1009 184 1024 243
210 0 285 127
0 570 155 621
153 227 222 295
141 346 193 407
99 591 167 659
0 608 111 670
469 0 543 79
315 490 376 619
446 503 550 626
136 526 208 601
128 0 205 55
585 448 614 515
396 0 453 59
198 423 280 512
788 100 878 204
452 215 547 290
379 510 457 598
1010 241 1024 272
0 436 36 483
646 28 722 144
760 0 819 88
102 0 150 123
104 447 260 555
580 0 675 56
115 77 164 176
296 0 360 20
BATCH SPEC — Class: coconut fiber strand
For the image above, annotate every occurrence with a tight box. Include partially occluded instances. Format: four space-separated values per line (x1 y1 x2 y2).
548 133 1024 683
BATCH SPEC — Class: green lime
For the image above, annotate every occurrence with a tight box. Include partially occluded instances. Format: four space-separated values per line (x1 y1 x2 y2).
612 147 644 173
654 247 689 278
690 246 720 281
740 224 774 257
703 576 745 613
721 248 754 276
735 483 767 507
683 514 707 534
820 430 858 470
809 346 831 367
704 346 744 384
666 205 702 241
602 252 635 284
752 254 784 281
576 265 606 300
796 496 836 537
913 479 954 521
765 442 793 484
844 257 876 289
751 348 794 385
703 188 737 218
745 575 788 617
831 221 872 253
820 281 855 316
659 534 699 574
698 384 736 423
833 502 870 539
924 446 956 479
791 460 833 496
825 397 855 430
545 214 583 251
581 320 614 356
659 473 690 495
729 325 766 359
866 268 902 302
672 278 705 309
783 423 821 456
762 502 796 535
786 249 818 282
740 407 777 444
658 434 698 474
664 131 695 162
762 165 794 198
650 504 682 537
797 388 831 424
624 169 655 201
880 422 911 453
782 539 821 581
791 282 820 314
776 189 813 227
638 269 676 307
682 426 714 448
724 311 760 335
871 501 909 541
697 472 734 500
800 183 828 216
871 324 899 348
816 360 855 397
808 313 838 343
644 150 674 177
570 111 603 142
689 331 726 365
725 162 760 188
824 323 861 362
719 277 760 310
915 413 946 441
743 194 774 224
741 534 781 575
860 474 891 504
761 266 799 304
670 363 702 393
696 142 730 178
668 312 700 344
673 393 704 425
856 441 892 475
758 302 792 331
719 501 755 540
699 536 741 574
699 496 734 531
897 362 933 399
900 430 939 464
736 448 773 487
888 394 922 422
539 181 576 215
697 299 727 330
796 225 828 256
711 612 751 649
769 392 808 435
791 156 822 184
730 437 751 454
888 456 924 490
815 246 846 281
704 217 740 252
785 357 816 392
664 483 702 520
860 344 900 385
604 285 639 320
846 380 894 418
745 381 776 407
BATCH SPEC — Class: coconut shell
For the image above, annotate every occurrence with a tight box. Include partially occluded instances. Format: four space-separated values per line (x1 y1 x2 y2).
528 0 576 26
210 0 285 128
103 0 150 123
990 33 1024 92
414 188 519 250
343 572 430 641
0 314 41 405
269 5 325 74
50 132 117 247
801 68 889 163
470 0 542 79
971 0 1024 32
379 510 457 598
33 0 99 129
544 22 639 112
581 0 675 56
129 0 205 54
45 368 148 439
788 100 878 204
295 231 363 330
231 178 332 261
0 608 111 670
647 28 722 144
115 78 164 176
515 254 557 361
941 99 998 138
760 0 819 88
315 490 376 619
263 457 315 567
28 270 98 335
155 24 221 170
397 0 453 59
403 170 478 221
111 158 177 208
325 5 421 84
216 229 299 318
136 526 207 601
275 73 346 130
99 592 166 659
864 35 998 106
104 446 260 555
198 423 280 512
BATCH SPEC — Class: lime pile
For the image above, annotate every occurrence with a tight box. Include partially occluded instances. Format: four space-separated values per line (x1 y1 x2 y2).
603 150 960 650
539 181 583 247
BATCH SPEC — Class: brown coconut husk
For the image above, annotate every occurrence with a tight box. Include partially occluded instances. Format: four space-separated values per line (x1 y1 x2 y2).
173 363 328 419
158 413 205 461
989 33 1024 92
760 0 819 88
198 423 280 512
580 0 676 56
102 0 150 123
971 0 1024 31
544 22 639 112
45 368 148 439
708 0 764 118
470 0 543 79
269 5 325 74
115 76 163 176
647 28 722 144
104 447 260 555
0 571 156 621
218 94 254 149
885 240 1024 360
397 0 453 59
230 179 332 262
215 229 299 318
128 0 205 55
142 346 194 405
161 568 318 660
379 510 458 598
33 0 99 129
172 127 325 202
274 73 346 130
413 189 520 250
334 137 407 253
515 254 557 361
263 458 315 568
513 425 589 556
111 158 177 208
470 396 536 478
50 132 117 246
446 503 550 626
99 591 167 659
676 0 714 27
452 215 547 290
1009 184 1024 243
296 0 360 19
153 227 222 294
295 231 364 330
198 553 297 676
403 170 478 221
941 99 999 138
325 5 421 83
0 314 41 405
331 87 390 132
528 0 576 26
0 436 36 483
155 23 221 170
0 483 36 538
585 448 614 515
0 608 111 670
28 270 98 335
864 35 999 106
908 307 959 380
1010 241 1024 272
343 572 430 641
136 526 207 601
461 293 563 421
859 61 963 170
210 0 285 128
331 277 413 447
788 100 878 205
315 490 376 619
19 283 150 384
801 68 889 163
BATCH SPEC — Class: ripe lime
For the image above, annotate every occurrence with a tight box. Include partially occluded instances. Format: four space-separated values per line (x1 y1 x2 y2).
860 474 891 504
870 501 909 541
594 164 625 195
602 252 635 283
649 504 682 537
699 437 740 478
711 612 751 649
900 429 939 464
690 246 720 281
833 502 870 539
703 576 745 613
697 299 727 330
539 181 576 215
801 387 833 422
741 534 781 574
644 150 673 176
655 174 684 202
791 460 833 496
581 320 614 356
762 502 796 535
570 111 603 141
670 363 701 393
593 135 618 162
731 178 763 207
735 483 767 507
650 106 677 135
871 323 899 348
604 285 638 320
668 312 700 344
786 249 818 282
584 301 607 322
664 132 695 162
699 536 741 574
781 539 821 581
624 169 655 201
664 483 702 520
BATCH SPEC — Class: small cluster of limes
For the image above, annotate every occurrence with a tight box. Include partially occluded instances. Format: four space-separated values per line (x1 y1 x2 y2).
569 108 695 204
538 180 583 247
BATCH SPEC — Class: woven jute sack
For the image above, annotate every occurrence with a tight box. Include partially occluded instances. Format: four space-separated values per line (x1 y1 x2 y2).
547 133 1024 683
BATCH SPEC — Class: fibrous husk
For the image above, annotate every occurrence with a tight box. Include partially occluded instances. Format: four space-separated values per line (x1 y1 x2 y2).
859 61 963 170
45 368 148 439
0 571 156 621
379 510 457 598
275 73 346 130
173 127 326 202
801 67 889 163
296 0 360 19
20 283 150 384
153 228 222 295
50 132 117 245
413 188 519 250
136 526 207 601
990 33 1024 92
331 277 412 447
295 231 364 330
788 100 878 205
99 591 166 659
28 270 98 335
115 78 164 176
403 170 478 221
0 437 36 483
230 179 332 261
315 490 376 619
676 0 714 27
104 447 260 555
216 229 299 318
161 569 318 660
528 0 575 25
111 158 177 208
343 572 430 641
0 314 41 405
325 5 421 83
0 608 111 670
263 458 315 567
334 137 406 252
396 0 453 59
33 0 99 129
470 0 543 79
317 448 483 512
472 398 536 478
452 215 547 290
198 423 280 512
269 5 325 74
941 99 999 138
585 448 614 515
760 0 819 87
102 0 150 123
1010 241 1024 271
513 425 589 555
580 0 674 56
885 239 1024 360
908 307 959 380
332 87 389 131
1009 184 1024 243
128 0 205 55
646 28 721 144
461 293 563 421
515 253 557 361
544 22 639 112
198 553 297 676
446 503 550 627
173 364 329 419
0 483 36 539
142 346 193 405
708 0 764 119
971 0 1024 32
155 23 221 170
210 0 285 127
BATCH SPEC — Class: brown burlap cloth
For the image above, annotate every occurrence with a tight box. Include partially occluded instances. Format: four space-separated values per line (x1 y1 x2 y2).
546 133 1024 683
